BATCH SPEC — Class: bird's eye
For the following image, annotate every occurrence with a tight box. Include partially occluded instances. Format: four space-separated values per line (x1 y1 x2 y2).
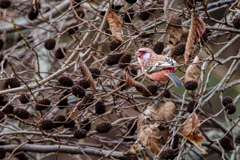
143 51 146 53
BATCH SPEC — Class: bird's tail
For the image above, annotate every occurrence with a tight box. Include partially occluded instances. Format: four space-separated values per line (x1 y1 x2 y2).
165 72 183 87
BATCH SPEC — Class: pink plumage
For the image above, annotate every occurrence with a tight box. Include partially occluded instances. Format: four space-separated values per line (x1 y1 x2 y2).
136 48 182 87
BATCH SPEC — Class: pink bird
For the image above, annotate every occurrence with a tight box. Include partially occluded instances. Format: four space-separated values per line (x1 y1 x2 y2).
136 48 183 87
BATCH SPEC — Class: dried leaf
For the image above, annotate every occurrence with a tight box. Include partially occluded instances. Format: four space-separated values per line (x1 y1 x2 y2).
136 102 176 155
184 14 206 64
238 0 240 5
166 12 183 46
138 124 162 155
185 56 201 83
125 68 152 96
183 113 207 154
75 55 96 91
107 12 123 42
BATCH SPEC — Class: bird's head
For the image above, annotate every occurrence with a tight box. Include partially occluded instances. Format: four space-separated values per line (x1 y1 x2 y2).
136 48 154 65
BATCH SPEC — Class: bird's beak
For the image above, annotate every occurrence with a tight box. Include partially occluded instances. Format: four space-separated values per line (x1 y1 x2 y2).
135 51 140 57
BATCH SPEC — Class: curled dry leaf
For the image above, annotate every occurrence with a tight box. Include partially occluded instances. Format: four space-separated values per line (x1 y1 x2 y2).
166 12 183 47
183 113 207 154
239 0 240 5
184 14 206 65
134 101 176 155
32 0 37 12
125 67 152 96
75 55 96 91
185 56 201 83
107 12 123 42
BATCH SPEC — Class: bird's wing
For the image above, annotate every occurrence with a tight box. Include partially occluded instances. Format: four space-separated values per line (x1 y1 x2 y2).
145 56 178 74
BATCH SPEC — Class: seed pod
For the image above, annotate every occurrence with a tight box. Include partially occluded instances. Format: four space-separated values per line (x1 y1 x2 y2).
106 53 123 65
2 104 14 114
95 101 106 115
233 16 240 29
76 78 90 89
53 115 66 128
35 98 51 111
89 68 101 79
13 108 30 119
184 80 198 90
58 76 73 87
57 96 68 109
0 0 11 9
28 9 39 20
160 148 175 159
187 101 198 113
235 134 240 145
123 8 134 23
5 78 20 88
44 38 56 50
153 42 164 54
172 135 179 149
67 23 79 35
172 43 186 56
55 47 66 59
78 94 94 110
95 121 112 133
163 90 171 98
220 137 233 151
74 129 87 139
139 10 151 21
71 85 85 98
39 119 53 130
225 103 236 115
80 119 91 132
110 40 121 51
19 93 30 104
222 96 233 106
63 118 75 128
118 54 131 69
143 85 158 97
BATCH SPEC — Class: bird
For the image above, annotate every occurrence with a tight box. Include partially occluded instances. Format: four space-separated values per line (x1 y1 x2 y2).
136 48 183 87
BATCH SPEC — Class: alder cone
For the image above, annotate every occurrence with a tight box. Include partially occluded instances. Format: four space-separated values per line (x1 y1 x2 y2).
53 115 66 128
0 0 11 9
19 93 30 104
220 137 233 151
139 11 151 21
2 104 14 114
123 9 134 23
160 148 175 159
5 78 20 88
222 96 233 106
235 134 240 145
89 67 101 79
35 98 51 111
28 9 39 20
106 53 123 65
172 43 186 56
71 85 85 98
153 41 164 54
76 78 90 89
95 101 106 115
81 119 91 132
74 129 87 139
55 47 66 59
13 108 30 119
58 76 73 87
233 16 240 29
39 119 53 130
118 54 132 69
225 103 236 115
95 121 112 133
44 38 56 50
63 118 76 128
110 40 121 51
